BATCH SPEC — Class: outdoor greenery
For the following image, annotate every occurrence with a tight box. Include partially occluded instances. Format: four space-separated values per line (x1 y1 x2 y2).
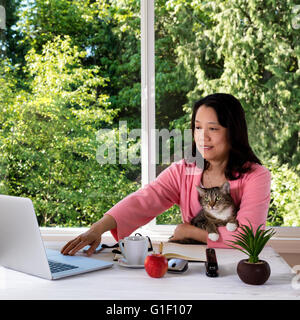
0 0 299 227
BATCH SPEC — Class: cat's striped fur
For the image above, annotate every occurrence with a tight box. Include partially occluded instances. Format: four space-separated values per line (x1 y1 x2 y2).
170 182 238 244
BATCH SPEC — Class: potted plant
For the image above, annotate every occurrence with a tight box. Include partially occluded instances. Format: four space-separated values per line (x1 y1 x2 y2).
227 221 276 285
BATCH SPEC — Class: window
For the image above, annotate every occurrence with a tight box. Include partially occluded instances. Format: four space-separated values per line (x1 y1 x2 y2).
1 1 299 240
1 0 142 228
143 0 300 238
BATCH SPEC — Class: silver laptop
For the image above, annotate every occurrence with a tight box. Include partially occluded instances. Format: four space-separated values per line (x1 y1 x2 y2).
0 194 113 280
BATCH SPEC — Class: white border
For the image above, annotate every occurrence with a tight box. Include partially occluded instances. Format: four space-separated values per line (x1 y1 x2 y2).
40 226 300 241
40 226 300 255
40 225 176 242
141 0 156 187
141 0 157 229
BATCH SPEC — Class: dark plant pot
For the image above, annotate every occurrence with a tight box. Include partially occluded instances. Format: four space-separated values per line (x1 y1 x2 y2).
237 259 271 285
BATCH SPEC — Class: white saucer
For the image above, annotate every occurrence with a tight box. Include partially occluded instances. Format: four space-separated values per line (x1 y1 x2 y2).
118 258 145 269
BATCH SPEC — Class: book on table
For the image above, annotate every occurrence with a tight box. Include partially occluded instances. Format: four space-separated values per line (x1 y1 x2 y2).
159 242 207 262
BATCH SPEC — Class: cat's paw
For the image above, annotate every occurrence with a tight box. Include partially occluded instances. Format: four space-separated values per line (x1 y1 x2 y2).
208 233 219 241
226 222 237 232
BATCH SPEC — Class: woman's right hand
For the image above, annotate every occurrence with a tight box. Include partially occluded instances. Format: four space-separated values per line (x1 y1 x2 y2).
60 228 102 256
60 214 117 256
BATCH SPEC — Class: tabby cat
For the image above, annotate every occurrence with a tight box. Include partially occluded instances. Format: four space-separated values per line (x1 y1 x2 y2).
170 181 238 244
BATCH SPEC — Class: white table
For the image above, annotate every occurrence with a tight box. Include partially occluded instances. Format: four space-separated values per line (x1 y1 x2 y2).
0 241 299 300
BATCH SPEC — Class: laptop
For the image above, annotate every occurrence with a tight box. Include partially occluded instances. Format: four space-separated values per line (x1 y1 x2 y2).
0 194 113 280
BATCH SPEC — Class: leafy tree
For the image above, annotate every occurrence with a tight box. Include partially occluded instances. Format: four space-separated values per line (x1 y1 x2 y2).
0 36 137 226
153 0 300 225
167 0 299 169
267 157 300 226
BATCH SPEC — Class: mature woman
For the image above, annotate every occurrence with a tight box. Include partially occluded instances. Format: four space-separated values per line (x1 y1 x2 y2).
61 93 271 256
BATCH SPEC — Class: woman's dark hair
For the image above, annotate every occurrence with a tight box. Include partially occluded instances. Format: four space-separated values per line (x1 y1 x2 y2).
190 93 261 180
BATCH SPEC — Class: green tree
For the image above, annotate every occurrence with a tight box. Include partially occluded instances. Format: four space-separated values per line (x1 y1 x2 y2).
168 0 299 169
0 36 138 226
160 0 300 225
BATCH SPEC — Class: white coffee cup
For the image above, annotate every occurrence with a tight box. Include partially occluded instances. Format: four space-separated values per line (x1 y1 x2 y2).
118 235 148 265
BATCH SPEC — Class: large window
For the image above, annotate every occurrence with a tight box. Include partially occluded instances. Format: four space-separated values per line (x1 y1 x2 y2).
0 0 299 235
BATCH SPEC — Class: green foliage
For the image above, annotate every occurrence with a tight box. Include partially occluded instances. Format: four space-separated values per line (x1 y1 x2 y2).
156 204 182 225
0 0 299 227
168 0 300 168
267 157 300 227
17 0 142 124
227 221 276 263
0 35 136 226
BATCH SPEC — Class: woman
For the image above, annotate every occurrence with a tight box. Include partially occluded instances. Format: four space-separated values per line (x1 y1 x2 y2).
61 93 271 256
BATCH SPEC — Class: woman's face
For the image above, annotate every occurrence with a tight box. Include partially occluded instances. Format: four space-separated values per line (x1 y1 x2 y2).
194 105 231 163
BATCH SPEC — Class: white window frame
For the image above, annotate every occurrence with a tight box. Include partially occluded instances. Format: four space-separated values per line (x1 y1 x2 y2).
41 0 300 245
140 0 157 230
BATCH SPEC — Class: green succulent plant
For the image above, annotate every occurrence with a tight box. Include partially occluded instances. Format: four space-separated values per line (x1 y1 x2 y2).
227 221 276 263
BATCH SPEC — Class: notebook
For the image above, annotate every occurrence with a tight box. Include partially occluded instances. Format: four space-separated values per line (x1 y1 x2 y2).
0 194 113 280
159 242 207 262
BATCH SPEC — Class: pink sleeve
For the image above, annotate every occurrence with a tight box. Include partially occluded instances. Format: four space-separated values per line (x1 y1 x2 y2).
104 161 182 241
207 165 271 249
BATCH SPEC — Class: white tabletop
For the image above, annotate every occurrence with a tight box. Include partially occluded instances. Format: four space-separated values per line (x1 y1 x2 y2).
0 241 299 300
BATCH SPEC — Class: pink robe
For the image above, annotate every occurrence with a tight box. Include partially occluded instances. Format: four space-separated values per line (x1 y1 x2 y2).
105 159 271 248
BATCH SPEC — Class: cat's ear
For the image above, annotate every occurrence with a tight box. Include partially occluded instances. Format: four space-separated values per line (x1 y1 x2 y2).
196 185 206 197
220 181 230 194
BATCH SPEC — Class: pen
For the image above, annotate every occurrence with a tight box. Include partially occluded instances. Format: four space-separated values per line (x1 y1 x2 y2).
159 242 163 254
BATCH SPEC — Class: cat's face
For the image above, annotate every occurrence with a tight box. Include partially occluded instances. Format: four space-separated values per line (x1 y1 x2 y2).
196 182 232 212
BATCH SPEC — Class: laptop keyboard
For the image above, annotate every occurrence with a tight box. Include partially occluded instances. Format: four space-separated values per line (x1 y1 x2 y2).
48 260 79 274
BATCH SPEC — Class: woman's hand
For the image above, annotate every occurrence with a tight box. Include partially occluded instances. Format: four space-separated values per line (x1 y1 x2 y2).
60 228 102 256
169 223 193 241
169 223 208 243
60 214 117 256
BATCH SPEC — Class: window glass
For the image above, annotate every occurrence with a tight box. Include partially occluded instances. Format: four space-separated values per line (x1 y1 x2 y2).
0 1 298 229
154 0 300 227
0 0 141 227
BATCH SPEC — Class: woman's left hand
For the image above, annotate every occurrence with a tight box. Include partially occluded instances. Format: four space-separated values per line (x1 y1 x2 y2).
169 223 208 243
169 223 193 241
